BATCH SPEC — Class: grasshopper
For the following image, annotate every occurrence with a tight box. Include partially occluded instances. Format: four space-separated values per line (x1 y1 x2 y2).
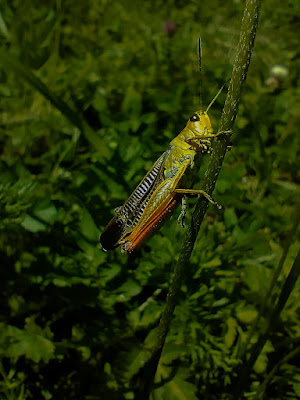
100 46 232 253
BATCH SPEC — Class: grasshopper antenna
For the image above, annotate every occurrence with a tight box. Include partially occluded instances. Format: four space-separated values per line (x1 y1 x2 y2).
206 78 231 113
197 37 203 111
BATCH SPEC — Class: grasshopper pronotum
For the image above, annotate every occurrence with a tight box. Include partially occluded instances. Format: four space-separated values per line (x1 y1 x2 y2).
100 42 232 253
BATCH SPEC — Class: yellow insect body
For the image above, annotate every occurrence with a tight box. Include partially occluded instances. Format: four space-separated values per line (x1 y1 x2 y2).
100 109 228 253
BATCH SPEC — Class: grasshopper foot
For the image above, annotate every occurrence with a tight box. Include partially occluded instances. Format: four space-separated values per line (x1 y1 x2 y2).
226 142 233 152
203 192 222 209
121 240 133 254
215 129 233 139
174 189 222 209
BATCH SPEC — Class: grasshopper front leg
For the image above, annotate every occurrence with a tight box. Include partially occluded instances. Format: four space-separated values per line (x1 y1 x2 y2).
186 137 212 154
187 130 233 153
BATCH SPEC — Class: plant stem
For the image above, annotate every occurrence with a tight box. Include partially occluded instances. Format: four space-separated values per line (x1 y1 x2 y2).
240 206 300 361
235 248 300 398
0 50 105 151
136 0 262 398
0 50 83 132
256 345 300 399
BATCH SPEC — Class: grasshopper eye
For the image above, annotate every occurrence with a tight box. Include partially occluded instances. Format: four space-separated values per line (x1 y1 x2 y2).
190 114 200 122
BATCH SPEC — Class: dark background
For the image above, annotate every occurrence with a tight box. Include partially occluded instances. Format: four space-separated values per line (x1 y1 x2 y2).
0 0 299 399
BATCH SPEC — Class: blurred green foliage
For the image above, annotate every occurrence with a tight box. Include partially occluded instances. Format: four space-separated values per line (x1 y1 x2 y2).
0 0 299 399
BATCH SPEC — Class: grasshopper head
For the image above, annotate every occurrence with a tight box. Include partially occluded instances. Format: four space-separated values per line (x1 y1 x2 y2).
186 78 230 137
186 111 213 136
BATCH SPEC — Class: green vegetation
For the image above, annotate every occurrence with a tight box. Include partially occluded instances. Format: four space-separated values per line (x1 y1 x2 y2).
0 0 299 399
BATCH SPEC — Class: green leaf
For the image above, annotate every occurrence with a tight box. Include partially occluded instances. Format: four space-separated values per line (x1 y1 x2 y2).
33 202 58 223
293 381 300 397
236 306 258 324
224 317 238 348
123 346 151 381
115 279 142 301
78 207 100 242
21 215 47 232
99 263 121 285
121 85 142 116
244 263 271 295
0 319 55 363
161 343 186 364
0 12 9 38
152 367 198 400
224 207 239 228
253 340 274 374
128 302 162 330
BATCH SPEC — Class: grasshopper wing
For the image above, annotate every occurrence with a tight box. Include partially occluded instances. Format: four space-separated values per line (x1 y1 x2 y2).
100 150 170 251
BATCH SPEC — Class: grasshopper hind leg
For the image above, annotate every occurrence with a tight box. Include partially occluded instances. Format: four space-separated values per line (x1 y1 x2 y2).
174 188 222 210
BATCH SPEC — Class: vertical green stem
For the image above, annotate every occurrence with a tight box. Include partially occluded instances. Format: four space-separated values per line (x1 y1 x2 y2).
136 0 262 398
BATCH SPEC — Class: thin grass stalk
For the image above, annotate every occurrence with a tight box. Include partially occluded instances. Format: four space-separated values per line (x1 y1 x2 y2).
0 50 83 131
256 345 300 399
135 0 262 398
235 248 300 398
0 50 105 151
240 207 300 360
